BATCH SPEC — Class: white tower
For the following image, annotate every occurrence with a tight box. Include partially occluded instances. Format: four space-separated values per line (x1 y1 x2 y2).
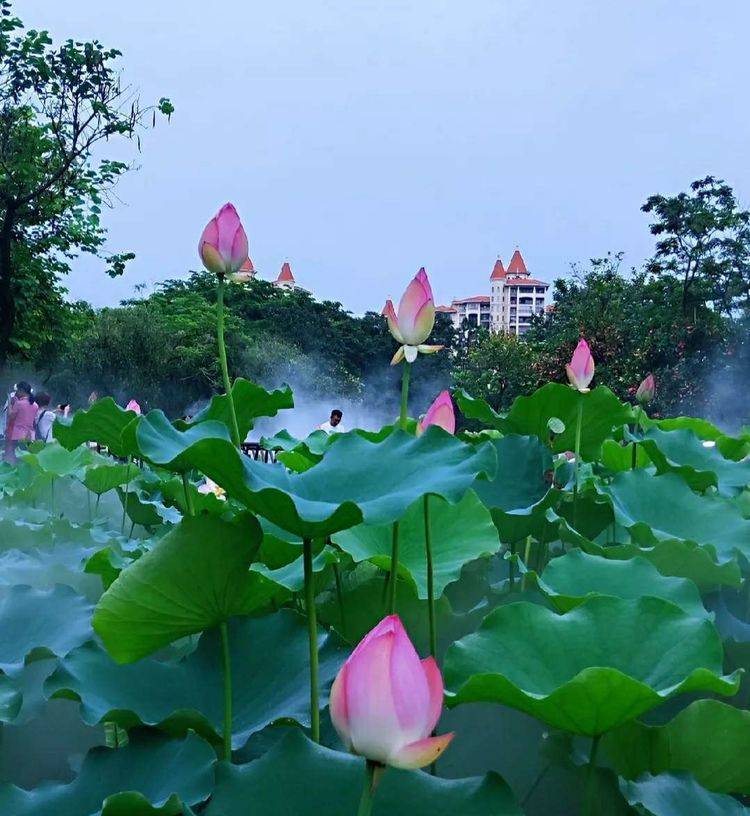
489 258 507 332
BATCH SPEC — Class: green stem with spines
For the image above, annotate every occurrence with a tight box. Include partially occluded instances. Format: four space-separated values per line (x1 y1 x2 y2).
120 458 132 534
423 495 436 658
182 472 195 516
220 621 233 761
357 761 379 816
387 521 401 614
303 538 320 742
333 562 348 641
573 399 583 527
583 734 601 816
216 276 241 447
399 362 411 430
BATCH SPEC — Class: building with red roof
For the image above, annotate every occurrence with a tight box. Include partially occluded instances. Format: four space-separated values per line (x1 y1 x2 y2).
448 250 549 336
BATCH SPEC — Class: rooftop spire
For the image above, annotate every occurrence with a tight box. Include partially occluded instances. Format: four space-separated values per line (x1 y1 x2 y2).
507 249 528 276
277 261 294 282
490 258 506 280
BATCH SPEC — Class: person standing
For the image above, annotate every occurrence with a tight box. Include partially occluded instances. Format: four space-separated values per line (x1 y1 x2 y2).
318 409 346 434
34 392 56 442
4 382 37 463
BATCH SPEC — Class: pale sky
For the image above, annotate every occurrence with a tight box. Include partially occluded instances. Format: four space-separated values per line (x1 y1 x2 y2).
24 0 750 313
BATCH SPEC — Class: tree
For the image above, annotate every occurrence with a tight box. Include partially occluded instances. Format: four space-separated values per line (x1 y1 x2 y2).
642 176 750 315
453 329 539 412
0 1 172 362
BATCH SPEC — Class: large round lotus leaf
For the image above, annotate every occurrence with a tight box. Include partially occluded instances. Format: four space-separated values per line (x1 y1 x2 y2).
178 378 293 439
654 416 750 461
48 610 346 750
620 772 749 816
128 417 497 538
0 584 93 675
83 463 133 495
639 427 750 496
0 545 101 600
0 674 21 722
93 514 278 662
457 384 631 460
444 596 739 736
0 730 215 816
601 439 650 471
596 470 750 567
203 729 522 816
604 700 750 795
332 491 498 599
21 444 98 479
535 549 708 618
53 397 138 458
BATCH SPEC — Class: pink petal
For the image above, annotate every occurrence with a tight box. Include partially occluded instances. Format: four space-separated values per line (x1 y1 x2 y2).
418 391 455 435
397 268 434 344
388 733 454 770
382 300 404 344
215 203 242 260
229 223 249 272
345 629 403 763
329 664 351 749
421 656 445 736
568 339 595 390
389 618 431 738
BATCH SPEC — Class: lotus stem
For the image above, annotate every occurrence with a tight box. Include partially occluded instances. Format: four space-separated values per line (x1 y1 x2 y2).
573 399 583 527
303 538 320 742
128 519 135 539
424 495 437 659
50 477 55 514
333 562 348 641
120 458 132 534
182 473 195 516
95 493 101 518
86 489 92 523
631 405 642 470
220 621 233 761
216 275 241 447
399 362 411 430
357 760 381 816
387 521 401 614
508 539 516 592
521 536 532 591
583 734 601 816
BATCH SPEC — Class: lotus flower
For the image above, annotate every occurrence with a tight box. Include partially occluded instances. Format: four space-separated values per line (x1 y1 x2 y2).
197 477 226 501
330 615 453 769
566 339 595 392
383 268 444 365
125 399 141 415
198 203 249 277
418 391 456 435
635 373 656 404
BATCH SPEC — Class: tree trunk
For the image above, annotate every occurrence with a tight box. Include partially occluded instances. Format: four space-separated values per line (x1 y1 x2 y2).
0 204 16 365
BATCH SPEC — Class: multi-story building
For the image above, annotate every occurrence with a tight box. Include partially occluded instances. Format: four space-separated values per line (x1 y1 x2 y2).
440 250 549 337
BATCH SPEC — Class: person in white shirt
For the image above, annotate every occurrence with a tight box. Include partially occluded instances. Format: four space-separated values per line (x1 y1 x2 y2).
34 392 56 442
318 409 346 434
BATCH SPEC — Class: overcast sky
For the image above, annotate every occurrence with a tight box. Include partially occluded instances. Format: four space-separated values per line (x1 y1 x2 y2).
23 0 750 313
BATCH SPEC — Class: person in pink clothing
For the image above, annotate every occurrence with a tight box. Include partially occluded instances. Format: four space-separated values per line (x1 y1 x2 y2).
4 381 37 463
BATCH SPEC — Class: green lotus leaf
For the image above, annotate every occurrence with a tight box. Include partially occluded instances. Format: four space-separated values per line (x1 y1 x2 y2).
0 584 93 675
600 439 649 471
203 728 522 816
638 427 750 495
459 384 632 460
604 700 750 794
21 444 99 479
53 397 139 458
444 596 740 736
83 463 134 495
0 673 22 722
0 730 216 816
533 549 708 618
332 491 498 600
48 610 346 750
252 542 342 594
93 514 277 662
620 772 749 816
128 418 497 538
655 416 750 461
596 470 750 571
0 545 101 600
180 378 294 439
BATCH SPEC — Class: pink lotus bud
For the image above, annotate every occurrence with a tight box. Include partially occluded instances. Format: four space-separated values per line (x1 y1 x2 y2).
382 268 437 349
330 615 453 769
635 373 656 404
125 399 141 415
565 338 595 392
418 391 456 435
198 203 249 277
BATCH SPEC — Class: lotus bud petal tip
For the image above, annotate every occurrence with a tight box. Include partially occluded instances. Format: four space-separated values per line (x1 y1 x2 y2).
566 338 595 392
198 202 249 277
418 390 456 435
330 615 453 769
